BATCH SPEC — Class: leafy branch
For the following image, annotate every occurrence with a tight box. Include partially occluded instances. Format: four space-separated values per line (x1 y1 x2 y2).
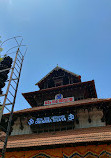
0 36 3 62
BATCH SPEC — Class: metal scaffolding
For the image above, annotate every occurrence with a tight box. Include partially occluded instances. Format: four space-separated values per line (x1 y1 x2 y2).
0 36 27 158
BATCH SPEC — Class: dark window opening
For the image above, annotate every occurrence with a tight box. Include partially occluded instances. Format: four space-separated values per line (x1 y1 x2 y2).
63 76 69 85
31 121 75 134
75 96 84 101
105 108 111 125
54 79 63 87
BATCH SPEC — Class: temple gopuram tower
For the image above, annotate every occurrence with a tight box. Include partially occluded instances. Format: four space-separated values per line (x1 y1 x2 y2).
1 66 111 158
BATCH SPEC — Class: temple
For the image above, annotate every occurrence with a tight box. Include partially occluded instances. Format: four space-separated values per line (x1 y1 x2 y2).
1 66 111 158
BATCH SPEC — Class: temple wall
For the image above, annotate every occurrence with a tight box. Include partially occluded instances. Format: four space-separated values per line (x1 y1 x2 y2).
11 108 105 136
11 117 32 136
75 107 105 129
3 144 111 158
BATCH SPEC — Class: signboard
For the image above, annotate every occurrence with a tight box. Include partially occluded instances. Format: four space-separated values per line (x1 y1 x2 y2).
28 113 74 126
44 94 74 106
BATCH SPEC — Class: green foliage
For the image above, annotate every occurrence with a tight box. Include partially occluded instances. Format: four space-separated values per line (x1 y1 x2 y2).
0 47 3 52
0 56 3 62
0 36 3 61
0 36 3 52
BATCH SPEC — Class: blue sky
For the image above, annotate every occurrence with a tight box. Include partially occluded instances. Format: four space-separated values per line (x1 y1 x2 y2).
0 0 111 111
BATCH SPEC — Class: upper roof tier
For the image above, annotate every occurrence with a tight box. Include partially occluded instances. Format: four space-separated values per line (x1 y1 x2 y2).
36 66 81 90
22 67 97 107
22 80 97 107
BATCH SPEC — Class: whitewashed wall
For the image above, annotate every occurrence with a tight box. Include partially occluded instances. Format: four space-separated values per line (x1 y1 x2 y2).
75 108 105 129
11 117 32 135
11 108 105 135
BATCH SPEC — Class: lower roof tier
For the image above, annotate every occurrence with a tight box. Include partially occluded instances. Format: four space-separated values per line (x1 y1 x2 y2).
0 126 111 150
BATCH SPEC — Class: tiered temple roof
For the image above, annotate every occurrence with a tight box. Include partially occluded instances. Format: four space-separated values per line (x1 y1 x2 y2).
4 98 111 115
1 66 111 152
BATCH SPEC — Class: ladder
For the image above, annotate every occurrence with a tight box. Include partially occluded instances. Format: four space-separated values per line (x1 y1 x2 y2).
0 36 27 158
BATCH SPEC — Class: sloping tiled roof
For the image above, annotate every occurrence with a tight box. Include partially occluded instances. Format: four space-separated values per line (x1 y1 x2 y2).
23 80 96 97
0 126 111 149
23 80 97 107
35 66 81 85
5 98 111 115
0 131 6 137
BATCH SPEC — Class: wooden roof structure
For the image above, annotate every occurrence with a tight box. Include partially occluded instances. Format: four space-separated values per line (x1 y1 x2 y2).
4 98 111 116
0 126 111 150
35 66 81 87
1 67 110 151
22 80 97 107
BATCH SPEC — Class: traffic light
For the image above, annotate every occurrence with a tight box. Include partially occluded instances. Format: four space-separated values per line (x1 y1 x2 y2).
0 56 13 92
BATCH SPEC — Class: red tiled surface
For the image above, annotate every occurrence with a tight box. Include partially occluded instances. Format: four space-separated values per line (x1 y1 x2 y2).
22 80 97 107
0 131 6 137
0 126 111 149
5 98 111 115
24 80 93 94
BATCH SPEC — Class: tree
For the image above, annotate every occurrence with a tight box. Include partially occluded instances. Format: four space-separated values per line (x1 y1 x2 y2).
0 36 3 61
